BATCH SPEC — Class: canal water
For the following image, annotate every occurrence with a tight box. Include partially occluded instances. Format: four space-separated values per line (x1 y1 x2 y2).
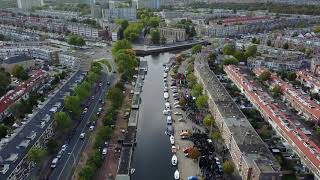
131 53 175 180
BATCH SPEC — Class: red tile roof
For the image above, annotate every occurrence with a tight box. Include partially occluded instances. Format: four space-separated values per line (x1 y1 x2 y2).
225 65 320 172
222 16 271 25
0 70 47 113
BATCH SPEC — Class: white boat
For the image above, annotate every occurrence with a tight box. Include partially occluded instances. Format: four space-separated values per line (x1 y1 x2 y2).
170 135 175 145
174 169 180 180
130 168 135 175
164 92 169 99
172 154 177 166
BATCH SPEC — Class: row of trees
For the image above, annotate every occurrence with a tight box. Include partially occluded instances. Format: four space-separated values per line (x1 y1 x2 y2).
223 43 257 65
79 84 124 179
112 40 139 81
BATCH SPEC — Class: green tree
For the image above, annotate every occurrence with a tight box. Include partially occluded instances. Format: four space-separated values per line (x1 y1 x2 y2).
272 85 281 97
27 147 47 164
114 50 138 81
203 114 214 127
12 65 28 80
54 112 72 131
74 82 90 101
223 57 239 65
148 16 160 28
0 69 11 96
223 160 235 175
196 95 208 109
87 150 103 169
112 39 132 55
79 165 95 180
223 44 235 55
287 72 297 81
258 70 271 82
245 45 257 58
0 124 8 139
116 19 129 39
107 87 124 109
68 35 86 46
191 83 203 97
283 42 289 49
64 96 81 116
150 28 160 44
191 44 202 54
47 139 59 154
316 127 320 135
187 73 197 88
314 26 320 33
179 96 187 107
233 50 245 61
208 52 216 64
212 131 221 141
267 39 272 46
251 37 260 44
124 22 143 42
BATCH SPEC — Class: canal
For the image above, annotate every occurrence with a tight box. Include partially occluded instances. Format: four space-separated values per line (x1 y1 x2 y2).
131 53 175 180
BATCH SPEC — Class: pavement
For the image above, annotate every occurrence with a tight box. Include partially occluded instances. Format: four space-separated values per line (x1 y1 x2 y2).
166 69 202 180
49 72 114 180
0 70 84 180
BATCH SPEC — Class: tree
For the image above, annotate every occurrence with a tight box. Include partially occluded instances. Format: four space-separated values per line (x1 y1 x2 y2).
258 70 271 82
314 26 320 33
116 19 129 40
114 50 138 81
74 82 90 100
107 87 124 109
245 45 257 58
267 39 272 46
316 127 320 135
68 35 86 46
283 42 289 49
223 160 235 175
0 124 8 139
0 69 11 96
188 147 201 159
223 57 239 65
208 52 216 64
12 65 28 80
47 139 59 154
212 131 221 141
27 147 47 164
124 22 143 42
203 114 214 127
223 44 235 55
233 50 245 61
192 44 202 54
54 112 72 131
150 28 160 44
272 85 281 97
287 72 297 81
191 83 203 97
64 96 81 116
79 165 95 180
112 39 132 55
187 73 197 88
196 95 208 109
148 16 160 28
251 37 260 44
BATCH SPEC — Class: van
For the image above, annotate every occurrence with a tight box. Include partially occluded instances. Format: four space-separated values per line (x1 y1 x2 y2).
80 133 85 139
51 158 58 168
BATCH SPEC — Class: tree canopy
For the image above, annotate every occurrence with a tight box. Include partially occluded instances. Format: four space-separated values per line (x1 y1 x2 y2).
27 147 47 164
64 96 81 116
223 160 235 175
192 44 202 54
124 22 143 42
12 65 28 80
54 112 72 131
191 83 203 97
258 70 271 82
0 68 11 96
175 19 196 38
223 57 239 65
272 85 281 97
245 45 257 58
223 44 235 55
68 35 86 46
111 39 132 55
196 95 208 109
203 114 214 127
150 28 160 44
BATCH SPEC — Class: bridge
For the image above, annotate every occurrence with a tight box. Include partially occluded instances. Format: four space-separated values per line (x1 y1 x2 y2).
133 40 209 56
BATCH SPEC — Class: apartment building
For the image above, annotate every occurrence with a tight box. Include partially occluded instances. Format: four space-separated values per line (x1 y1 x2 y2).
297 70 320 95
67 23 99 39
17 0 43 10
0 70 48 121
159 27 186 43
254 68 320 123
194 59 281 180
225 65 320 179
247 55 304 71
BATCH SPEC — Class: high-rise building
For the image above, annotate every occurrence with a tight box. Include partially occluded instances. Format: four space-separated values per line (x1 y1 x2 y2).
136 0 162 9
102 1 137 21
17 0 43 10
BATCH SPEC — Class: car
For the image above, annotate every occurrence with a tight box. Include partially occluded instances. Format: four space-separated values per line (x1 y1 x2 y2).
97 111 101 116
61 144 67 151
107 81 110 85
89 125 95 131
174 101 180 105
91 96 95 100
175 105 181 108
99 98 102 102
102 148 108 155
80 133 85 139
56 150 63 159
51 158 58 168
98 107 102 112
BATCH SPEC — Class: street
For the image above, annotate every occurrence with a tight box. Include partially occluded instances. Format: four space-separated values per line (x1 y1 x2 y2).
49 72 114 180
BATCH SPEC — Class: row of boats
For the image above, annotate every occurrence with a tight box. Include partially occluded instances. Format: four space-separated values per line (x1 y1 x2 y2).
163 64 180 180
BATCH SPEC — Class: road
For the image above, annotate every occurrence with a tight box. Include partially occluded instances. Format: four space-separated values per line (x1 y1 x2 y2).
0 70 84 180
49 72 114 180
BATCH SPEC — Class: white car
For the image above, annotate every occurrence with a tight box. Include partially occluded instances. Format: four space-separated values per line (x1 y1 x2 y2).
174 105 181 108
80 133 85 139
61 144 67 151
102 148 108 155
89 125 95 131
174 112 182 115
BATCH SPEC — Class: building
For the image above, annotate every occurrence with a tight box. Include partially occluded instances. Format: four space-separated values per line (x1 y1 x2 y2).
35 10 80 20
194 58 281 180
254 68 320 123
159 27 186 43
311 57 320 75
102 1 137 22
225 65 320 179
91 4 102 19
0 55 36 73
297 70 320 95
67 23 100 39
137 0 162 9
17 0 43 10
